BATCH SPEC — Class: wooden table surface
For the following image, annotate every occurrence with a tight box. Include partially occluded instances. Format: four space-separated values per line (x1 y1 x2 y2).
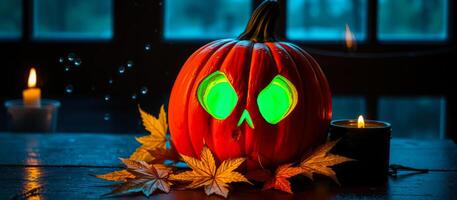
0 133 456 200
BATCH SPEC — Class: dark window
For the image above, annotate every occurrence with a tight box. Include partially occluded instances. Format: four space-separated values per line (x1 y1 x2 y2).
33 0 113 40
286 0 448 41
0 0 22 39
164 0 251 40
286 0 367 41
378 97 446 139
378 0 448 41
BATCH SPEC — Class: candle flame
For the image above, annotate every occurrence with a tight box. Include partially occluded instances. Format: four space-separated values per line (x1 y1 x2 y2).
357 115 365 128
345 24 357 51
28 68 37 88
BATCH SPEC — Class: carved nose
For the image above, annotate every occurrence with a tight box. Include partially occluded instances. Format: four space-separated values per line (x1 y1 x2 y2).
237 109 254 129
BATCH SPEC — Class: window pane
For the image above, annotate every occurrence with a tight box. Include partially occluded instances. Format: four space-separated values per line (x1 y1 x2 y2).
164 0 251 40
379 97 445 139
287 0 367 41
0 0 22 39
33 0 113 40
332 96 366 120
378 0 448 41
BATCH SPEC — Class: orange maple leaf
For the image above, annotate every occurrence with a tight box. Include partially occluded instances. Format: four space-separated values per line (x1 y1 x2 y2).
299 140 354 184
262 164 303 194
130 105 168 162
170 146 251 198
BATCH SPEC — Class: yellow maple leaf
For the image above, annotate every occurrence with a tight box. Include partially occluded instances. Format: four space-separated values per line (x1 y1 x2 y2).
130 105 168 161
137 105 167 149
96 169 135 182
170 146 251 198
299 140 354 184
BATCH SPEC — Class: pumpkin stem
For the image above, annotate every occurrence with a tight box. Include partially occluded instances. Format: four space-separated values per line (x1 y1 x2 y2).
238 0 279 42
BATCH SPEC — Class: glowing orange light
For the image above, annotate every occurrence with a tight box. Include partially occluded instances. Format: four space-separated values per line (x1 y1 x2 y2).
357 115 365 128
345 24 357 51
24 140 43 200
28 68 37 88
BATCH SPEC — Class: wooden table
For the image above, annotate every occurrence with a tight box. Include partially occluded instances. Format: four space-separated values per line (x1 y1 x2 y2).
1 133 456 199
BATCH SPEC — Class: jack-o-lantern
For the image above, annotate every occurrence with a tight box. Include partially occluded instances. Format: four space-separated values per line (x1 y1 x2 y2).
168 0 331 170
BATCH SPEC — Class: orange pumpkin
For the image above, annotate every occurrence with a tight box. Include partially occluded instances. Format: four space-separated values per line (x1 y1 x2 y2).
168 0 332 170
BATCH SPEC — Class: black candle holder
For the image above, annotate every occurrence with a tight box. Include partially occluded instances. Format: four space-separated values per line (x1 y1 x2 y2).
329 119 392 185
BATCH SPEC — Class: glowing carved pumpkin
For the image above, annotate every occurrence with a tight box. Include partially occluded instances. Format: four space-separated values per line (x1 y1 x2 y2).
168 0 332 170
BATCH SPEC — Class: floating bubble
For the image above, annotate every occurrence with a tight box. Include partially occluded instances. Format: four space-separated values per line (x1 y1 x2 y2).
131 94 138 100
108 79 113 85
126 60 134 68
65 85 73 94
144 44 152 51
74 58 82 66
140 87 148 95
158 2 162 6
59 57 64 63
104 94 111 102
64 66 70 72
103 113 111 121
118 66 126 74
68 53 76 61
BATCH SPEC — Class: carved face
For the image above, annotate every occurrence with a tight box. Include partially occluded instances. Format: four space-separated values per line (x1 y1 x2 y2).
168 39 332 171
197 71 298 128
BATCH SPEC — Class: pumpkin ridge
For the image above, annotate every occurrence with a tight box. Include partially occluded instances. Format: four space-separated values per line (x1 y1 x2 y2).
264 42 300 164
276 43 311 159
280 43 330 150
217 40 254 160
175 39 233 157
169 40 228 158
258 42 285 166
287 43 332 124
238 42 257 160
244 43 279 168
243 42 269 162
187 40 239 159
293 44 332 125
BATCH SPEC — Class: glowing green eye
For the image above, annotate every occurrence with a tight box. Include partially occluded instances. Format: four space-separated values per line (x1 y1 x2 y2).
197 71 238 120
257 75 298 124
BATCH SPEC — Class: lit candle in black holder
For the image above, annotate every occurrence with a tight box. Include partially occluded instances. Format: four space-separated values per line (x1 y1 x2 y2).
329 115 391 184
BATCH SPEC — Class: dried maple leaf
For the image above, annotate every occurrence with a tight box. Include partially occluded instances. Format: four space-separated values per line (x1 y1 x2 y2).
130 105 168 161
106 159 173 197
262 164 303 194
170 146 251 198
299 140 354 184
96 169 134 182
